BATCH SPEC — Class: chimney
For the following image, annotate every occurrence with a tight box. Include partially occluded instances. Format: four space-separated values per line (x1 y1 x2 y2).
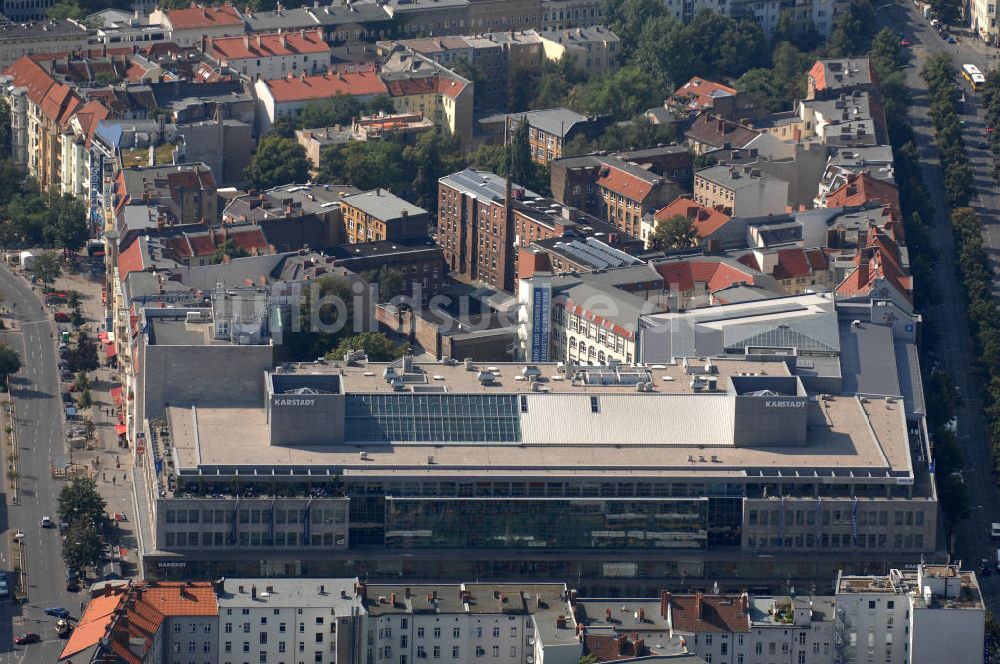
256 34 262 48
605 607 612 621
717 118 724 133
243 35 248 49
405 587 411 599
280 33 287 49
660 591 671 618
617 634 627 655
638 607 645 622
695 592 703 621
390 592 397 605
251 585 257 599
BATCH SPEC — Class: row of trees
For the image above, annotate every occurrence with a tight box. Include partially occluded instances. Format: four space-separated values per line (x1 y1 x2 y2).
922 53 975 208
58 477 107 572
866 31 969 518
980 71 1000 184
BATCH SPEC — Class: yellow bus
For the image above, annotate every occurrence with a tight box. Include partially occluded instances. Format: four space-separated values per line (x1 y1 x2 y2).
963 64 986 91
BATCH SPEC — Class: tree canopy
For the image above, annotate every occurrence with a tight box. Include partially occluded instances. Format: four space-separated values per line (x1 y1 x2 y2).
245 135 311 190
328 332 404 362
651 214 698 250
29 251 61 288
0 344 21 386
58 477 107 529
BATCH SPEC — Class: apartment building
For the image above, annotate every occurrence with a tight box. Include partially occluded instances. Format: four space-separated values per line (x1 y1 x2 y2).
380 47 474 146
537 26 618 75
241 0 392 43
0 56 82 190
113 163 218 226
438 169 623 292
685 112 761 155
364 583 579 664
693 165 789 217
216 578 365 664
339 189 429 244
149 4 245 47
806 58 876 100
540 0 605 29
254 66 388 133
596 161 682 237
206 29 331 79
0 18 89 70
506 108 609 164
834 565 985 664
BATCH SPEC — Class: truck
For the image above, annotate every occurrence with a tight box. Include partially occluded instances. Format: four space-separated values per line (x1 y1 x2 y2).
55 619 70 638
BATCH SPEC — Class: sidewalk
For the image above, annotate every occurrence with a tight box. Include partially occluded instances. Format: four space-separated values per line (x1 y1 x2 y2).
50 267 140 578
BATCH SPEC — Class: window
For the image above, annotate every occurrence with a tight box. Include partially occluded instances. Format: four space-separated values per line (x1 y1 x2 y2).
401 619 408 629
260 633 267 645
418 628 425 638
453 627 460 638
433 646 441 658
452 647 460 658
280 623 286 633
225 642 232 653
492 627 500 638
434 627 441 638
492 646 499 658
509 647 517 657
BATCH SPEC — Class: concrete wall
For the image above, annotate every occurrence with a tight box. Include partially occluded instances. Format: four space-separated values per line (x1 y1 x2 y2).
142 344 273 418
178 121 253 187
910 603 985 664
268 392 345 446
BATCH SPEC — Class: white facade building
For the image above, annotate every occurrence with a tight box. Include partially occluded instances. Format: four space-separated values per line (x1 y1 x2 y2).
834 564 985 664
216 578 366 664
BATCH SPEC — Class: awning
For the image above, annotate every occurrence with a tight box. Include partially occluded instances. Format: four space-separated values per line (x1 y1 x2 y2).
110 387 122 402
105 344 117 359
98 332 108 342
114 424 127 435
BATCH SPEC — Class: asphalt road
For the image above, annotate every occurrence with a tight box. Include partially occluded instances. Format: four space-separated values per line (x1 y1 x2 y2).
880 1 1000 611
0 264 79 663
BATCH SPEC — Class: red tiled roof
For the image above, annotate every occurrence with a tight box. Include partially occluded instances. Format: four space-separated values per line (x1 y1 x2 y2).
437 76 467 98
583 633 648 661
73 100 109 148
117 240 145 278
186 233 215 257
230 227 268 253
825 172 900 220
736 252 760 272
773 248 811 280
3 57 81 126
264 67 387 103
655 196 732 238
656 258 759 293
385 76 437 97
670 76 737 111
163 4 243 29
59 590 127 660
806 248 828 271
125 62 149 82
139 583 218 616
668 594 751 633
210 29 329 60
597 166 656 202
836 230 911 301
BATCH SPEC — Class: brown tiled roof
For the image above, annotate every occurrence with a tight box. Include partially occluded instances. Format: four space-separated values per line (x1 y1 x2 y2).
668 593 750 633
655 196 732 238
685 112 759 150
164 4 243 29
597 166 656 202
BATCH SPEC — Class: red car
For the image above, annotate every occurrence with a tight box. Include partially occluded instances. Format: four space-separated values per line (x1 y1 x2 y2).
899 38 911 46
54 312 70 322
14 633 40 645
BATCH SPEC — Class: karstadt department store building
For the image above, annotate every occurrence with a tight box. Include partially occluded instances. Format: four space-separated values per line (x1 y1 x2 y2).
134 355 936 593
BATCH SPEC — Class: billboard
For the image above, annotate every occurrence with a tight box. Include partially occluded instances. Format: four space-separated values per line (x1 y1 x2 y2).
530 283 551 362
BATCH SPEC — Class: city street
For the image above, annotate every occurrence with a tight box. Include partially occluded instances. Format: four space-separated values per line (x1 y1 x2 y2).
0 263 80 663
879 1 1000 611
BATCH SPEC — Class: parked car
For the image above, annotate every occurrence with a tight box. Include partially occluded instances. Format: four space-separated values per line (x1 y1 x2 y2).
56 620 71 638
44 607 69 619
899 38 911 46
0 580 9 598
14 634 40 646
991 522 1000 539
54 312 70 323
40 516 53 528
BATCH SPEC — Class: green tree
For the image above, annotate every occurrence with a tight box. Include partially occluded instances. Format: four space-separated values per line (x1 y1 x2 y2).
245 134 310 189
0 344 21 385
328 332 403 362
651 214 697 250
44 193 88 253
928 0 960 23
827 0 877 56
267 116 298 139
362 268 406 301
62 524 103 572
58 477 107 528
402 129 464 211
632 14 691 89
77 387 92 409
468 144 508 174
212 238 251 264
449 60 489 109
67 332 99 373
47 0 85 19
365 94 396 116
0 100 11 160
596 118 676 151
772 9 821 51
736 68 787 113
870 27 909 73
29 251 61 289
603 0 668 59
507 118 534 189
507 67 541 113
531 57 586 110
298 93 363 129
570 65 661 119
342 140 404 191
